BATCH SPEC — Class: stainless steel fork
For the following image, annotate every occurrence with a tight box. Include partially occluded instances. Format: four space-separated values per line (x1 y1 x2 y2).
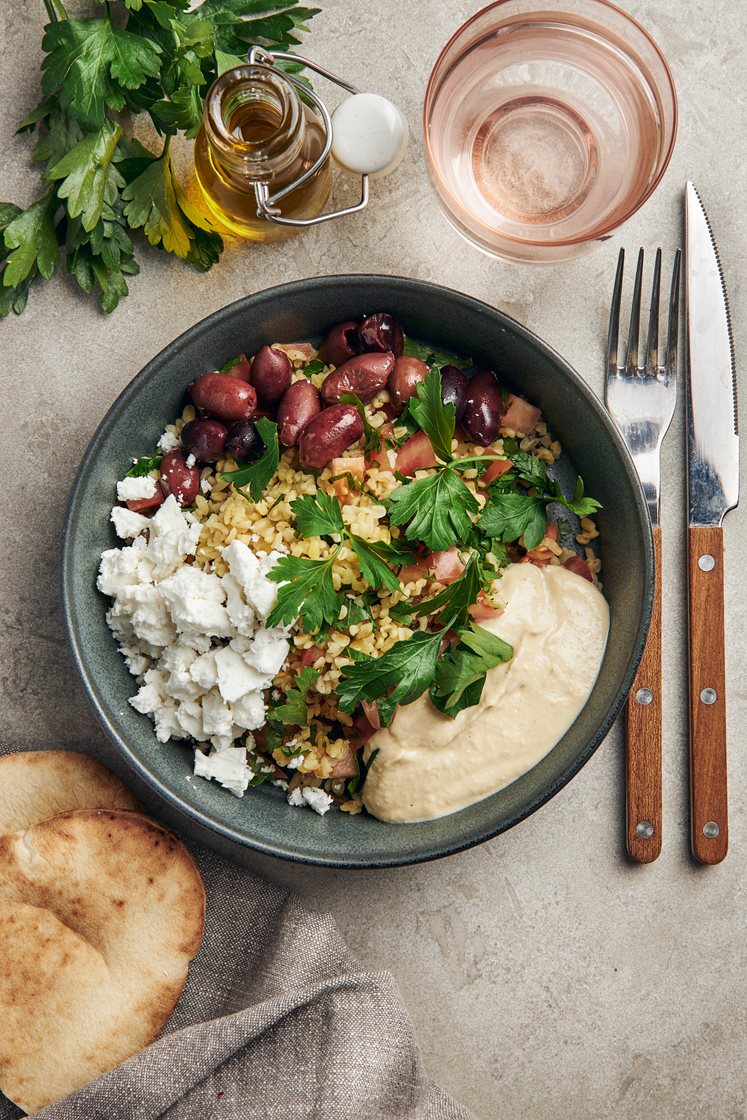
605 246 681 863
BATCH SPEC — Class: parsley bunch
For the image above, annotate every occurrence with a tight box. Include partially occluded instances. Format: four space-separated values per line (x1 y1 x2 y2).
1 0 320 317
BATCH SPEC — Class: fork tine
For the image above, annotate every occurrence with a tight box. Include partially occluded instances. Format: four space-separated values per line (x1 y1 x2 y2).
645 248 662 373
625 248 644 375
606 247 625 377
665 248 682 372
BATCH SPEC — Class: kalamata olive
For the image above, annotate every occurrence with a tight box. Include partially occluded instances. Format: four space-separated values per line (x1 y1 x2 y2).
189 373 257 423
462 370 503 446
440 365 468 422
298 404 364 470
320 351 395 405
277 380 322 447
225 420 264 462
181 418 228 463
358 312 404 357
388 355 429 412
250 344 292 405
318 320 362 367
159 449 199 507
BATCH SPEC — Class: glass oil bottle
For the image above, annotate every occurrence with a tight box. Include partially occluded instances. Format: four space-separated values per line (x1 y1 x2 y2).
193 63 332 242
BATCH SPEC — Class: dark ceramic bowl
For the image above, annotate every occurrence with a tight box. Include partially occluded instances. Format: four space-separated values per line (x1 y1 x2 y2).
62 276 652 868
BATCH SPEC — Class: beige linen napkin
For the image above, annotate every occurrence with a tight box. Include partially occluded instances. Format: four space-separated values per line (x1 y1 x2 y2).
0 844 476 1120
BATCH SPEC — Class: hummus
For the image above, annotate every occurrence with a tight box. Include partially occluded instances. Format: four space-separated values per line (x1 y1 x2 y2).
362 563 610 823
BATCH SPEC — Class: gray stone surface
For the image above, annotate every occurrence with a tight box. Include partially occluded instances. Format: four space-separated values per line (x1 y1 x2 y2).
1 1 745 1117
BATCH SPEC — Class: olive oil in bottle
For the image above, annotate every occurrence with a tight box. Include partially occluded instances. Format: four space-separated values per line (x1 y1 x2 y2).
193 64 332 242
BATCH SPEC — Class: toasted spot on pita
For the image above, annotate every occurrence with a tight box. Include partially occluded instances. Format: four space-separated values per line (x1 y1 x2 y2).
0 809 205 1113
0 750 140 833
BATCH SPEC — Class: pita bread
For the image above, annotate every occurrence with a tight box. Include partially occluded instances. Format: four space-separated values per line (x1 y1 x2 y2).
0 809 205 1113
0 750 140 833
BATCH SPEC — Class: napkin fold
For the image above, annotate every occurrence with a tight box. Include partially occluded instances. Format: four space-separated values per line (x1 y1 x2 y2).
2 845 475 1120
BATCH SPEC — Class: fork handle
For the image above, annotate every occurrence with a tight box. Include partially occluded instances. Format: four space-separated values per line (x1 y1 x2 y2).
625 526 663 862
688 525 728 864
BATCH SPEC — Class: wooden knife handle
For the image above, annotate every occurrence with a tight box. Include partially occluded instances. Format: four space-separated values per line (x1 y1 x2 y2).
625 526 662 862
688 525 728 864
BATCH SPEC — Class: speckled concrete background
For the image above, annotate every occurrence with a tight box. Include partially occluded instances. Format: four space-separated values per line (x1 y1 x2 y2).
1 1 745 1117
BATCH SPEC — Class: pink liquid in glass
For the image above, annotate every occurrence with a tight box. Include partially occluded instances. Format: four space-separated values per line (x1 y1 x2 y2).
425 3 677 262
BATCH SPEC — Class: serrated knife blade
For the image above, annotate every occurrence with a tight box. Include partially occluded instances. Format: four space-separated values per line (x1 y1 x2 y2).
684 181 738 865
686 181 739 525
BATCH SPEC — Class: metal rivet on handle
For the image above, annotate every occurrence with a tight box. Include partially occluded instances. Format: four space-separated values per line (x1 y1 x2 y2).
698 554 716 572
636 688 654 705
700 688 717 705
703 821 720 840
636 820 655 839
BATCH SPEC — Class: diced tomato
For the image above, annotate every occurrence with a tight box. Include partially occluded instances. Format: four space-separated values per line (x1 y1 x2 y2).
395 431 438 476
564 555 593 582
501 394 542 436
469 591 504 621
366 441 393 470
300 645 323 669
545 521 559 543
329 748 360 779
429 548 466 583
329 455 365 480
479 457 513 487
353 711 378 742
399 547 465 586
126 487 165 513
361 699 381 730
398 557 429 585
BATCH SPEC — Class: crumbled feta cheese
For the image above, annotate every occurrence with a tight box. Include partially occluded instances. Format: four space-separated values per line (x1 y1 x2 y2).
286 786 334 815
119 645 150 678
117 475 158 502
200 478 212 494
214 646 261 703
222 542 283 622
286 753 304 770
159 566 234 638
302 787 334 815
157 430 180 453
99 494 294 792
201 688 234 739
244 628 290 677
111 506 150 540
230 690 265 731
193 747 251 797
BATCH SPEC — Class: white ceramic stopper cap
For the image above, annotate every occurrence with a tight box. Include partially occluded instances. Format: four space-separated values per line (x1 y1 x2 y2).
330 93 409 179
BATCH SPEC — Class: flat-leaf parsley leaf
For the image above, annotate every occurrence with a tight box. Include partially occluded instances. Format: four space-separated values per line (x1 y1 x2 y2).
407 368 455 463
388 468 479 552
337 628 445 727
221 417 280 502
266 550 341 634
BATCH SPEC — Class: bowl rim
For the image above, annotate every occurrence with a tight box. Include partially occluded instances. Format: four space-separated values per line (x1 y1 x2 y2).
61 274 653 869
422 0 678 249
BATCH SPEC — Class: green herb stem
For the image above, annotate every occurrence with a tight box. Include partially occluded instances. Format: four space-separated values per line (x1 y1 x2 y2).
450 453 512 469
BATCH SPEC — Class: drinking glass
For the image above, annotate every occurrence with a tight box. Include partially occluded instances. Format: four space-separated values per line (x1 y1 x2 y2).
423 0 677 263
